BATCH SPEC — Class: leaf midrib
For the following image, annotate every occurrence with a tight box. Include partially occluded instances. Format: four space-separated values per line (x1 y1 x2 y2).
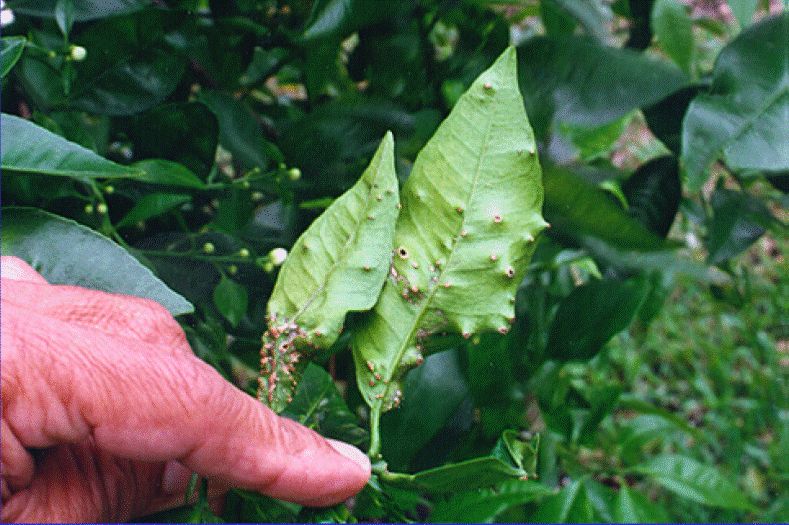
374 110 495 411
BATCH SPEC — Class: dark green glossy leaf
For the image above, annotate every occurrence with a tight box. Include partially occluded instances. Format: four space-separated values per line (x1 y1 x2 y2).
540 0 612 41
632 454 756 510
68 11 186 115
380 350 469 471
0 36 26 78
681 13 789 190
116 193 191 228
706 187 776 264
282 363 369 448
643 85 701 155
0 113 142 178
547 276 650 361
213 276 248 327
127 103 219 178
622 155 681 237
650 0 693 73
131 159 206 189
517 35 687 137
429 479 551 523
301 0 393 41
1 207 193 316
7 0 151 21
542 165 669 251
197 90 279 170
612 485 670 523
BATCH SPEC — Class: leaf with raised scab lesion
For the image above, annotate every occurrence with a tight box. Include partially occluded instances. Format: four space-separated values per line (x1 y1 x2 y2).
351 47 547 421
258 133 399 412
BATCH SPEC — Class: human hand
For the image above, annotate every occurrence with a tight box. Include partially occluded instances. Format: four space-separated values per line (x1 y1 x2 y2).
0 256 370 522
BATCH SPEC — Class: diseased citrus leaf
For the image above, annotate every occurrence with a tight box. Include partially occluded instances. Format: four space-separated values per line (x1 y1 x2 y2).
632 454 756 510
260 133 399 412
1 207 193 316
0 113 142 178
352 47 546 416
681 13 789 190
0 36 26 78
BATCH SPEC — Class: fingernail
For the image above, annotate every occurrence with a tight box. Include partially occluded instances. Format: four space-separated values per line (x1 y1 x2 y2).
326 439 371 474
161 461 192 495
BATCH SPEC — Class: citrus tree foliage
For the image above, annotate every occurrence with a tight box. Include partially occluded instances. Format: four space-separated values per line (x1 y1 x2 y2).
1 1 785 522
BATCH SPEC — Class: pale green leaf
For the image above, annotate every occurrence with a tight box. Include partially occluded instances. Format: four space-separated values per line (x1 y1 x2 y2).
352 47 546 415
260 133 399 411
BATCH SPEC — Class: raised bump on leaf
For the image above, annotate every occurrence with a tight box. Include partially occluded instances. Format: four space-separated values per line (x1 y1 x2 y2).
352 47 548 414
259 133 399 412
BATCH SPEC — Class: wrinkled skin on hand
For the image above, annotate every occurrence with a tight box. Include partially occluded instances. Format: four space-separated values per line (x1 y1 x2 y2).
0 256 370 523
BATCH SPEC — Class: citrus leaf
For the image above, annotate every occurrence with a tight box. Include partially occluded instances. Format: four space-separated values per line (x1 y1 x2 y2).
547 276 650 362
116 193 191 228
622 155 681 237
0 113 142 179
681 12 789 190
259 133 399 411
612 485 670 523
0 36 26 78
352 47 546 415
131 159 207 189
517 35 687 138
7 0 151 21
543 165 670 251
632 454 756 510
390 431 538 493
282 363 369 449
534 479 595 523
68 11 186 116
1 207 193 316
213 276 248 328
429 479 551 523
651 0 693 73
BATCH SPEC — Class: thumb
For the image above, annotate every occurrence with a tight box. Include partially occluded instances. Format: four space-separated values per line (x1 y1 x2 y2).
2 292 370 509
